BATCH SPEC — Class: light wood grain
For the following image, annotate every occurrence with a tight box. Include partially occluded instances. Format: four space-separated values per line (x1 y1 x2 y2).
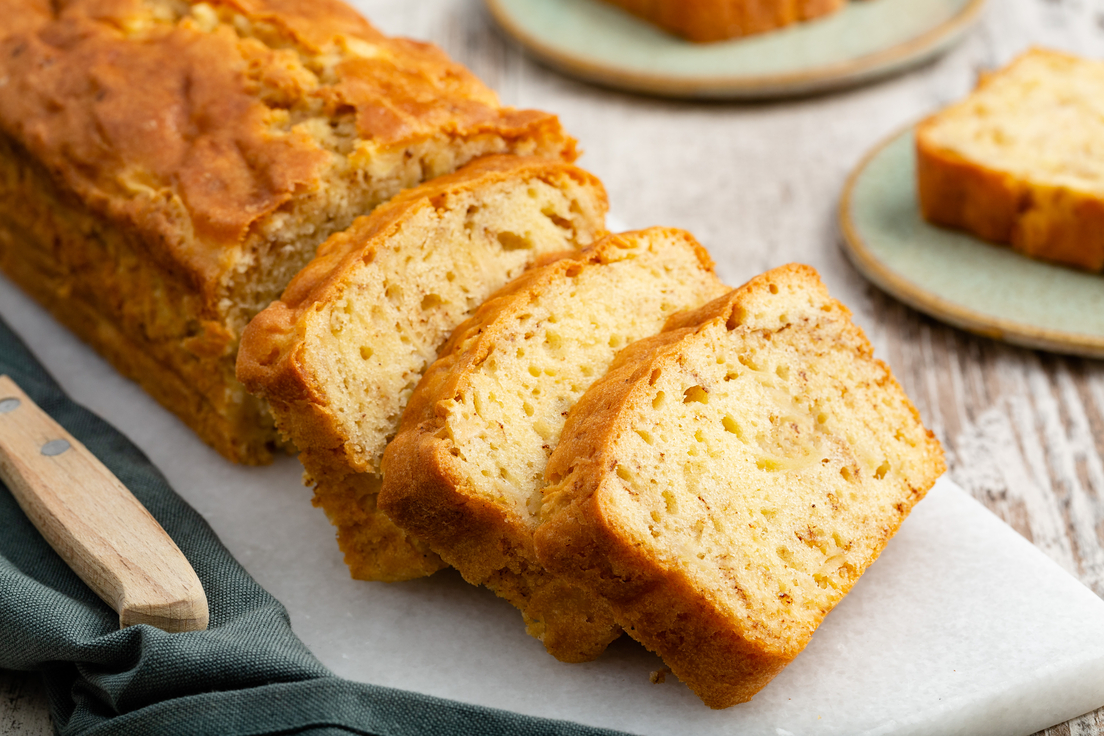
4 0 1104 733
0 671 51 736
0 376 208 634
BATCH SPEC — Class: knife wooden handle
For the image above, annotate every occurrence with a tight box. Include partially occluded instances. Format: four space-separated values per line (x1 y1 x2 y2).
0 375 208 633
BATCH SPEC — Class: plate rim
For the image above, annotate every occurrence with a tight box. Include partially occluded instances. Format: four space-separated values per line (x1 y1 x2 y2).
839 124 1104 359
484 0 988 99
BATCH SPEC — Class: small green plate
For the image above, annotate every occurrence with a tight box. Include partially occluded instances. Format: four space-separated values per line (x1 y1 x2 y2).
485 0 986 99
840 127 1104 358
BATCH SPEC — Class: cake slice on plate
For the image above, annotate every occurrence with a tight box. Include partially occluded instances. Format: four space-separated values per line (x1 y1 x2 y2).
917 48 1104 271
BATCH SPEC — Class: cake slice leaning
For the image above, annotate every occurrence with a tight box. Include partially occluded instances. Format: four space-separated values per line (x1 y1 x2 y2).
917 48 1104 271
534 264 945 706
236 155 608 582
378 227 728 662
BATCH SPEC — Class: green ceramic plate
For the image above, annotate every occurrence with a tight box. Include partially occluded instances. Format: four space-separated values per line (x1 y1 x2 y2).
484 0 986 98
840 127 1104 358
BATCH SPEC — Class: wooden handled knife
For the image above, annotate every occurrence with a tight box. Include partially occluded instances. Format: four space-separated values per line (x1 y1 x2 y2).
0 375 208 633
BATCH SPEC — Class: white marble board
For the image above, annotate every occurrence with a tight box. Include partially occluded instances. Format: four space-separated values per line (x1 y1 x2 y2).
2 273 1104 736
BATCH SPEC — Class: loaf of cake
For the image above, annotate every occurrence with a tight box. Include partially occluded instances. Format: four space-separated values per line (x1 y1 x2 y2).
534 264 945 707
917 48 1104 272
599 0 846 43
379 227 727 661
237 155 608 582
0 0 576 463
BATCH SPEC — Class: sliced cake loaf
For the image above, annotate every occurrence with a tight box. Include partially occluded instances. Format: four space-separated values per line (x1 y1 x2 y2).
237 156 608 582
917 48 1104 271
0 0 576 463
598 0 846 43
378 228 728 662
534 264 945 706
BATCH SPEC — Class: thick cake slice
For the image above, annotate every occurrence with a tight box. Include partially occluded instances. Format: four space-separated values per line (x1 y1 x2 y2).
535 265 944 706
0 0 576 463
598 0 845 43
917 48 1104 271
237 155 607 582
379 227 727 662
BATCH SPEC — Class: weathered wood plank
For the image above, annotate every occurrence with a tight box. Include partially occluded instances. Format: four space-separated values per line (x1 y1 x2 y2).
0 670 51 736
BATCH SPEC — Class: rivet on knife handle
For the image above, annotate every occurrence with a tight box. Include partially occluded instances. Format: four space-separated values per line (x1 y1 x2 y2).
0 375 209 633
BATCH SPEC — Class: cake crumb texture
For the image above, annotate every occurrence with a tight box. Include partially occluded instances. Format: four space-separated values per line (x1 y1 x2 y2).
379 227 727 661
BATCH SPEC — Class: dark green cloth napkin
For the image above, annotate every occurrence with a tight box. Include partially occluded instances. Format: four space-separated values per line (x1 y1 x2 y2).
0 316 631 736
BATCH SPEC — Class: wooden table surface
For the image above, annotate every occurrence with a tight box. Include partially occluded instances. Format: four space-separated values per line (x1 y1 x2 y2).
4 0 1104 733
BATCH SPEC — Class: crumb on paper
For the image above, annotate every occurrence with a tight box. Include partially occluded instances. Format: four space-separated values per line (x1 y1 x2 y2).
650 667 671 684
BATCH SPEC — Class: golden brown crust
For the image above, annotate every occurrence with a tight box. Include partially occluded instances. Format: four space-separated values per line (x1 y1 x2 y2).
0 130 280 463
3 0 324 298
310 471 445 581
236 300 342 474
536 264 945 708
598 0 846 43
538 472 792 704
0 0 575 301
917 128 1104 272
0 208 278 463
916 49 1104 272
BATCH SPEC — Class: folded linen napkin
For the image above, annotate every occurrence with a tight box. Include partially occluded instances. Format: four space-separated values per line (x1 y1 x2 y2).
0 316 627 736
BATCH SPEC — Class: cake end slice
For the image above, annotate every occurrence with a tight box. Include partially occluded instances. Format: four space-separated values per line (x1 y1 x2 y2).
916 48 1104 271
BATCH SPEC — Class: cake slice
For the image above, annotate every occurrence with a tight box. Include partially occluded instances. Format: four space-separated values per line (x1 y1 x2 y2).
378 227 728 662
237 156 608 582
598 0 846 43
534 264 945 706
917 48 1104 272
